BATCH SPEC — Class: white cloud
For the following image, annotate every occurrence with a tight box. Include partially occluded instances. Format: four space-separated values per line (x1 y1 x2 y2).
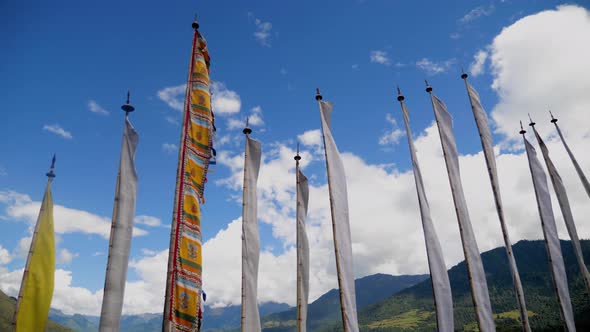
379 114 404 146
165 116 179 126
416 58 456 75
135 215 162 227
253 17 273 47
43 124 73 139
248 106 264 126
162 143 177 154
93 251 104 257
211 82 241 115
157 84 185 112
0 245 11 265
460 4 495 23
297 129 322 148
0 190 148 239
370 50 391 66
469 49 488 77
88 100 109 115
57 248 78 264
227 118 246 130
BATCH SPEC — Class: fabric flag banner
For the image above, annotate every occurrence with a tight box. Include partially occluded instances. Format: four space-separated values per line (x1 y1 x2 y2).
523 137 576 331
552 121 590 199
399 100 453 332
163 24 215 332
100 117 139 332
241 135 262 332
296 167 310 332
532 126 590 292
14 181 55 332
464 80 530 331
430 94 495 331
319 100 359 332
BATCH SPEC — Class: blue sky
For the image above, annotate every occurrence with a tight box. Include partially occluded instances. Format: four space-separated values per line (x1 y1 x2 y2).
1 0 590 315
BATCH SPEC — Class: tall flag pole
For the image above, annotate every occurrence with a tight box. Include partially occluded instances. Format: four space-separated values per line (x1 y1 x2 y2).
163 17 216 332
240 119 262 332
461 73 531 332
99 92 139 332
425 81 495 331
520 122 576 331
529 117 590 293
12 156 56 332
396 88 454 332
550 112 590 199
295 145 310 332
316 89 359 332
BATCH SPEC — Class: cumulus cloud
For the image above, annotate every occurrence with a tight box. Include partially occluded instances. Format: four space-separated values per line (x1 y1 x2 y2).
370 50 391 66
379 113 404 146
135 215 162 227
0 246 11 265
162 143 177 154
43 124 73 139
157 84 186 112
211 82 241 115
469 49 488 77
57 248 78 264
0 191 147 239
416 58 456 75
88 100 109 115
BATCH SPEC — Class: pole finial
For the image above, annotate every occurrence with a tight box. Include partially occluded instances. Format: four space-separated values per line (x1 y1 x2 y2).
396 85 405 102
461 67 468 80
528 113 536 127
121 91 135 115
243 117 252 135
315 88 323 101
425 80 433 93
46 154 56 178
192 15 199 30
519 121 526 135
294 143 301 161
550 110 558 123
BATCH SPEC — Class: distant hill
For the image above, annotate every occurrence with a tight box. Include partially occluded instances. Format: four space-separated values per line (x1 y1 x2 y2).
0 289 73 331
355 239 590 331
261 273 428 331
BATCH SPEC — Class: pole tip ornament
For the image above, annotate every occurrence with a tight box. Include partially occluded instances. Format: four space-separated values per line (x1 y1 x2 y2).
425 80 433 93
315 88 323 101
294 143 301 161
396 86 405 102
519 121 526 135
192 15 199 30
46 154 56 178
243 117 252 135
121 91 135 114
550 110 558 123
461 67 468 80
528 113 536 127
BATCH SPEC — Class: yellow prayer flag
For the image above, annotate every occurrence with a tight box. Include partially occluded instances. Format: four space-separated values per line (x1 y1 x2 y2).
14 181 55 332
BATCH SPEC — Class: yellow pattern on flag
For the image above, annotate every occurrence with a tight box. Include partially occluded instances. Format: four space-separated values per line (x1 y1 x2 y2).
14 181 55 332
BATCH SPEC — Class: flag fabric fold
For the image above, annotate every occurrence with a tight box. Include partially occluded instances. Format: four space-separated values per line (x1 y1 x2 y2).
399 100 453 332
99 117 139 332
523 137 576 331
464 80 530 331
241 135 262 332
14 180 55 332
552 121 590 199
296 167 310 332
532 126 590 292
318 100 359 332
429 93 495 331
163 25 215 332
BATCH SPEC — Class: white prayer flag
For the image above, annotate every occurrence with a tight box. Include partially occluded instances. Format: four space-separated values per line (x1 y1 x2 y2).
399 99 454 332
241 135 262 332
296 167 310 332
100 117 139 332
523 136 576 331
532 125 590 292
553 120 590 199
319 100 359 332
430 93 495 331
464 80 530 331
